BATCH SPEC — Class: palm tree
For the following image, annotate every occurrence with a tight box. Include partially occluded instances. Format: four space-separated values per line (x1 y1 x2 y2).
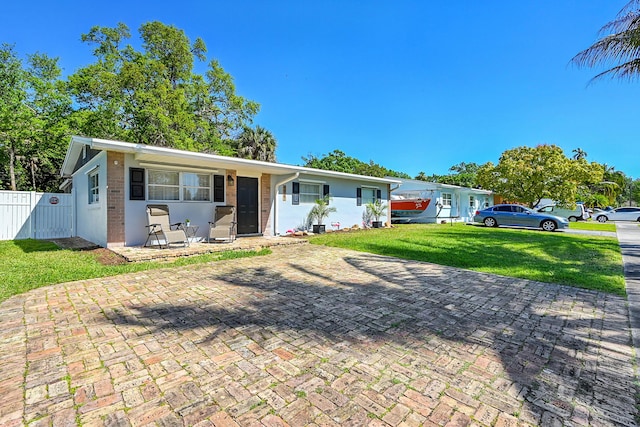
571 1 640 82
572 148 587 160
235 126 277 162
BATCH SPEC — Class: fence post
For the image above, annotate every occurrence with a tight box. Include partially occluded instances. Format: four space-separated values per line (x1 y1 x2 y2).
29 191 37 239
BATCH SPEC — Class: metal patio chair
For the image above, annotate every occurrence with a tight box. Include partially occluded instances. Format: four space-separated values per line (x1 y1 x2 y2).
208 205 236 243
145 204 188 248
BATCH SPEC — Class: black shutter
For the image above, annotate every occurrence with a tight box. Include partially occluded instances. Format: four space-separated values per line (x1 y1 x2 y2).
376 189 382 201
129 168 145 200
292 182 300 205
323 185 330 204
214 175 224 202
356 188 362 206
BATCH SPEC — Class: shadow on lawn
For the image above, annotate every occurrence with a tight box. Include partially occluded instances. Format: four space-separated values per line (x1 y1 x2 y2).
317 226 624 294
103 246 637 425
10 238 61 253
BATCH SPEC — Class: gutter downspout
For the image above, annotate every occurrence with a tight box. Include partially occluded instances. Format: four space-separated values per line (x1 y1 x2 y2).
273 173 299 235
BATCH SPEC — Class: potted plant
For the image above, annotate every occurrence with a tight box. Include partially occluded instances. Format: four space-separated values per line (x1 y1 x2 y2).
308 195 337 234
185 218 191 227
366 199 387 228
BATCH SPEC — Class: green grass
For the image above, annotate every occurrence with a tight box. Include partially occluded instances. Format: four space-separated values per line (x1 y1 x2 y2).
569 221 616 232
309 223 625 295
0 239 271 303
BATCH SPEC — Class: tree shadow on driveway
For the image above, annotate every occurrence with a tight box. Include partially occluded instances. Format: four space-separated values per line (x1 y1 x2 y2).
103 246 637 425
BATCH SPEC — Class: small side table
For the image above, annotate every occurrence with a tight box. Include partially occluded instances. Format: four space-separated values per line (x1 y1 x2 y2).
180 224 200 244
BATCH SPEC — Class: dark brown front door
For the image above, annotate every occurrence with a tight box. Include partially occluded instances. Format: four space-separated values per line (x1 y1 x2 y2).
236 177 259 235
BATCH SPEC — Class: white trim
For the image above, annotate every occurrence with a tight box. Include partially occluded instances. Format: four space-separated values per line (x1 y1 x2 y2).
84 164 100 175
62 136 400 185
138 161 218 173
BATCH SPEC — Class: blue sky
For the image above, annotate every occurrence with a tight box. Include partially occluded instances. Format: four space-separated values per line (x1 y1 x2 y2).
2 1 639 179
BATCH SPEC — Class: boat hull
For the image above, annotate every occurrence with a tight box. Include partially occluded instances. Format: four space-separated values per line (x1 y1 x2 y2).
391 198 431 217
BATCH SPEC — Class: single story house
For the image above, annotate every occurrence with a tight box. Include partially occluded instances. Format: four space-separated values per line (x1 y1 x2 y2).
391 178 493 223
60 136 400 247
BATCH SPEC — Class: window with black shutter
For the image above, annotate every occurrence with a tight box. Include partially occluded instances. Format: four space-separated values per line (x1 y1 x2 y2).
129 168 145 200
376 189 382 201
323 184 330 204
292 182 300 205
356 188 362 206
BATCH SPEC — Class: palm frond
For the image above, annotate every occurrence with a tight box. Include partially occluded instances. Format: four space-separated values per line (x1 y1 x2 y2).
572 31 640 67
620 0 640 16
588 57 640 83
572 1 640 82
600 11 640 34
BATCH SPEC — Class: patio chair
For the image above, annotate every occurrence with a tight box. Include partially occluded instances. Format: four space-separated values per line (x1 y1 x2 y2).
145 204 189 248
208 205 236 243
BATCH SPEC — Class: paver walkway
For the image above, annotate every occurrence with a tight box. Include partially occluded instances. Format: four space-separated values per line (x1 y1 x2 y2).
617 222 640 359
0 245 637 426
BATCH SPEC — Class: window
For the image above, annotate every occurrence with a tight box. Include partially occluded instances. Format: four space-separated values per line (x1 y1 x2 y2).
469 195 475 208
442 193 452 206
362 187 377 205
148 170 180 200
182 173 211 201
300 182 321 204
147 170 222 202
88 170 99 204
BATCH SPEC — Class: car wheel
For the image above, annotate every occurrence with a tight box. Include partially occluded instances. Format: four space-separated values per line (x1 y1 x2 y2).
568 216 578 222
541 220 557 232
596 215 608 223
483 217 497 227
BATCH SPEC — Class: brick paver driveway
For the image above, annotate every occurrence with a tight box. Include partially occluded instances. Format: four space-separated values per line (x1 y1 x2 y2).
0 245 636 426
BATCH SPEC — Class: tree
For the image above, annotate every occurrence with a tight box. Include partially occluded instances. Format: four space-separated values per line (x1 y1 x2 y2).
235 125 277 162
414 162 480 187
571 1 640 82
476 144 603 208
572 148 587 160
631 179 640 205
0 44 71 191
302 149 410 179
67 22 260 153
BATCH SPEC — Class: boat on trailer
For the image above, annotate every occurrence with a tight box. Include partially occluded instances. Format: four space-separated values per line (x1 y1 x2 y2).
391 191 432 223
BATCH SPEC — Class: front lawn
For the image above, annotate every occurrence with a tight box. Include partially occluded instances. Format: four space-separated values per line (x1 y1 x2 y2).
0 239 271 303
569 221 616 232
310 223 625 295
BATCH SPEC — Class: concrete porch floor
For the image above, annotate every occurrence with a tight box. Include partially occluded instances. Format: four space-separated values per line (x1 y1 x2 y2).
49 236 308 263
109 236 309 262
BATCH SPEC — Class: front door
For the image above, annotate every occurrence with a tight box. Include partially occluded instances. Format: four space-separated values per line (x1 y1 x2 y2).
236 177 259 235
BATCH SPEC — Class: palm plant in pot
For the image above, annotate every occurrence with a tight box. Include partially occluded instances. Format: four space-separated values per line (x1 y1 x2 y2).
308 195 336 234
366 199 387 228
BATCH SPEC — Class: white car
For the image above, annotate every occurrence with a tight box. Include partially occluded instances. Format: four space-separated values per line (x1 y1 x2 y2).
593 207 640 223
536 204 589 222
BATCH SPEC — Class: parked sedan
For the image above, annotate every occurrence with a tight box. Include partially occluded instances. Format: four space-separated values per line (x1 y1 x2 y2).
474 204 569 231
593 207 640 223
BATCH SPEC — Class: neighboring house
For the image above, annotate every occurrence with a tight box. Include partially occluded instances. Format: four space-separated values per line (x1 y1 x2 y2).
60 136 400 247
390 178 493 223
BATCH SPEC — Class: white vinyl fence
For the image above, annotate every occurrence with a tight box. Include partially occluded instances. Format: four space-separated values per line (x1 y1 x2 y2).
0 191 73 240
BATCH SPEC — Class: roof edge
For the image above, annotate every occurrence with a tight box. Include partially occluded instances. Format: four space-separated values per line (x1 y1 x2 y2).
62 136 401 184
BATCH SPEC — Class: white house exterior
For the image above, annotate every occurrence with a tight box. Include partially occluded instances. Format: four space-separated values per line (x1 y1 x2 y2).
391 178 493 223
61 136 400 247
